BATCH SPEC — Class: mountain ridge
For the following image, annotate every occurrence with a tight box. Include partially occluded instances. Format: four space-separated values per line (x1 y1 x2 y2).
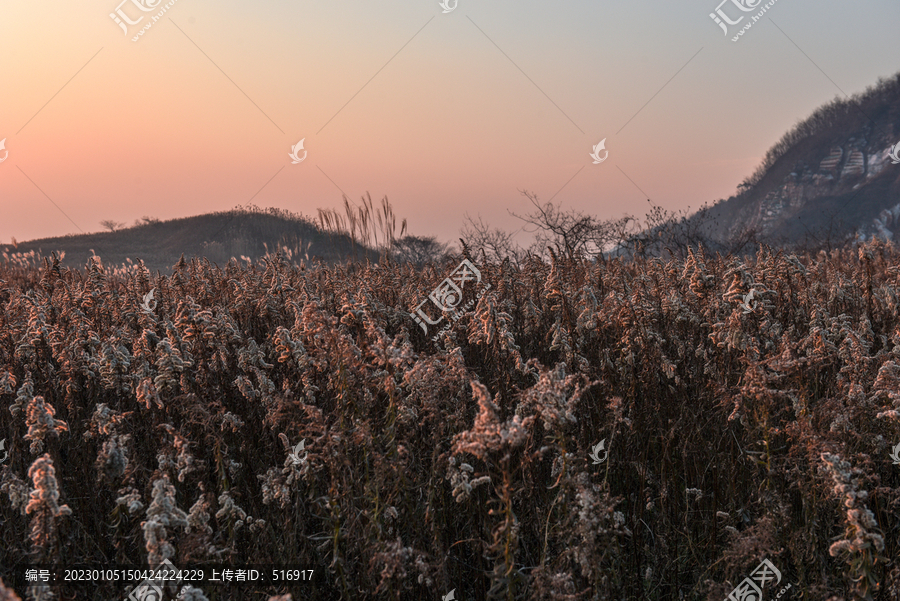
689 72 900 252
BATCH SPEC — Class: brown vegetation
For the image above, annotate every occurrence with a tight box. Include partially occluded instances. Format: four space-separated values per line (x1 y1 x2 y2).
0 239 899 600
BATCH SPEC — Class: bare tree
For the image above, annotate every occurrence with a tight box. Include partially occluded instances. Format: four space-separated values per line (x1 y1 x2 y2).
133 216 160 227
460 214 523 264
100 219 126 232
392 235 452 265
505 191 753 262
510 190 635 261
612 200 757 261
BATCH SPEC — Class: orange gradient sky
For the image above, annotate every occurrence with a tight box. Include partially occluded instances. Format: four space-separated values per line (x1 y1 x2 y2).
1 0 899 249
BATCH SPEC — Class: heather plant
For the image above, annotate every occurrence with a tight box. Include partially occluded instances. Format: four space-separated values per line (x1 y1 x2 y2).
821 452 887 600
1 467 31 516
21 398 67 455
23 454 71 563
141 475 189 567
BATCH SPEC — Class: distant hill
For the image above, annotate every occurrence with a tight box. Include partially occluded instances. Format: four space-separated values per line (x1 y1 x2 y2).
614 72 900 258
13 68 900 271
1 205 377 275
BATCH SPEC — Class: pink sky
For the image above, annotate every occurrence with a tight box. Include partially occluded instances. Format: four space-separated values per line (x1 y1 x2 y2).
1 0 898 249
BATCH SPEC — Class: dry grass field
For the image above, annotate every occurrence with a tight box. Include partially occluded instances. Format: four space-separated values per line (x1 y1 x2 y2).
1 242 899 600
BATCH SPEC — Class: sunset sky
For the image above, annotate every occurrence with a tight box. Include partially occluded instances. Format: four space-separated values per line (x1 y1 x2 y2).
1 0 898 249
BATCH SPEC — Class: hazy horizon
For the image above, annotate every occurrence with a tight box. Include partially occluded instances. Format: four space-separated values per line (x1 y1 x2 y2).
1 0 898 248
